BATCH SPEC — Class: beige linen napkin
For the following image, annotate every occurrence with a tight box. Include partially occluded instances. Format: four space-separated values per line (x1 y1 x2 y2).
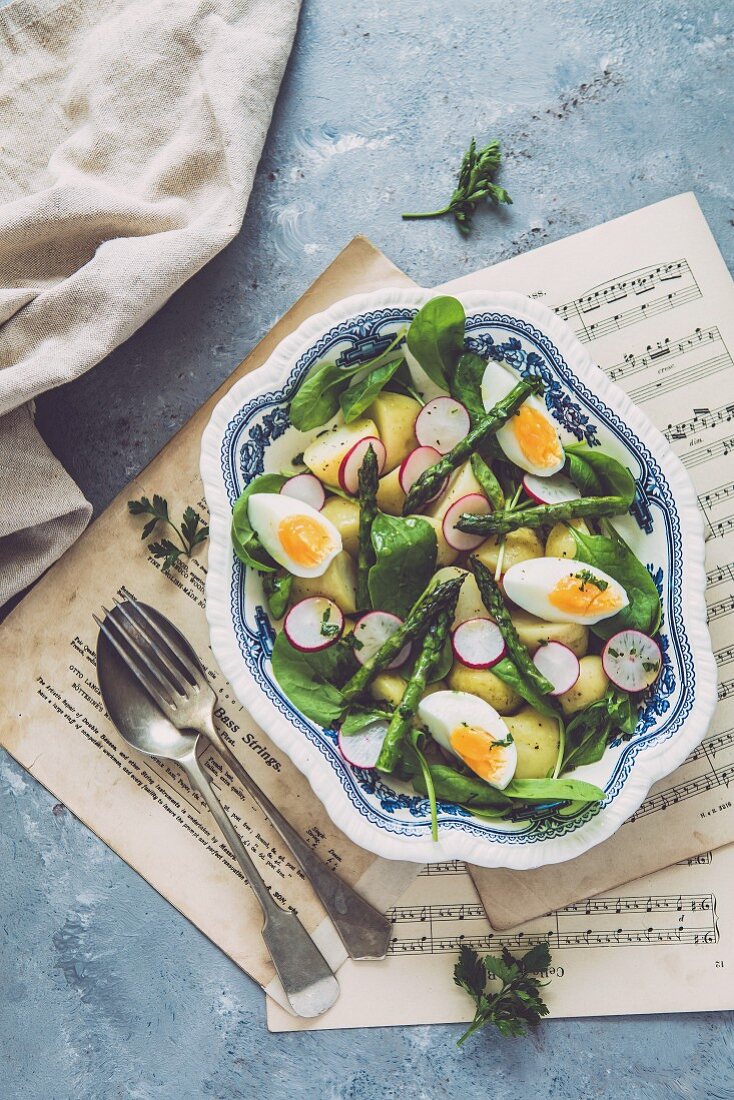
0 0 301 606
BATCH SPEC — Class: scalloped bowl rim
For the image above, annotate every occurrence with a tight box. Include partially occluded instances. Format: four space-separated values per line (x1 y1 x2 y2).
200 287 717 869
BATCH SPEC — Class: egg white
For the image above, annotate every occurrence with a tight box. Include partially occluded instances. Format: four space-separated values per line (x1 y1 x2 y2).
418 690 517 790
481 360 564 477
247 493 342 578
503 556 629 625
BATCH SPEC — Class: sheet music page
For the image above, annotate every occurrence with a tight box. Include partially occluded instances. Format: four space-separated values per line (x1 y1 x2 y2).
267 846 734 1031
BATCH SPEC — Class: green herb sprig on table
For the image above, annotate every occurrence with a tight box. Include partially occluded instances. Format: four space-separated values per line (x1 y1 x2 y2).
454 942 551 1046
403 138 512 235
128 494 209 572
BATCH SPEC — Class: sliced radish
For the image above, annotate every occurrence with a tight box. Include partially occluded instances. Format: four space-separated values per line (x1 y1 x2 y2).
338 436 386 495
532 642 580 696
443 493 491 552
452 618 506 669
353 611 411 669
523 472 581 505
398 446 447 502
602 630 662 692
280 473 326 511
415 397 471 454
338 719 389 769
284 597 343 652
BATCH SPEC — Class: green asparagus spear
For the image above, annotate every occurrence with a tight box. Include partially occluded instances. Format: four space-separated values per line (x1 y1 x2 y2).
469 557 554 697
356 444 379 610
341 576 464 702
402 376 545 514
376 610 453 774
457 494 629 537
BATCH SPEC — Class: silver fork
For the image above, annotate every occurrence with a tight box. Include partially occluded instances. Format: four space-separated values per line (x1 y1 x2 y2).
97 598 391 961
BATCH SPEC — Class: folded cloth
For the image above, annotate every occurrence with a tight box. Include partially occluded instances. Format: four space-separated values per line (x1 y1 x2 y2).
0 0 301 606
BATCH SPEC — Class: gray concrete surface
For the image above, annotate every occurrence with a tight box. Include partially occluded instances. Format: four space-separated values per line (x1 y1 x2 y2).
2 0 733 1097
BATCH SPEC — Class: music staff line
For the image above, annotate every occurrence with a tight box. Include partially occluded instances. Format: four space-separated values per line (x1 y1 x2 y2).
666 397 734 442
606 325 720 385
389 894 714 925
628 728 734 820
389 926 719 955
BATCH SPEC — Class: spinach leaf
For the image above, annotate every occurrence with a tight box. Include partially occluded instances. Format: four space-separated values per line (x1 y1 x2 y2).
562 687 638 772
231 474 287 572
493 656 560 719
271 632 357 726
412 762 604 813
564 444 635 504
407 296 465 389
340 357 404 422
403 634 453 684
263 569 293 619
569 525 662 638
388 360 426 405
470 453 505 510
368 512 437 618
340 705 393 735
504 777 605 802
451 351 486 424
289 331 406 431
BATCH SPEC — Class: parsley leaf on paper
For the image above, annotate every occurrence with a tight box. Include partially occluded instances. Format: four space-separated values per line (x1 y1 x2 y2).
453 941 551 1046
128 494 209 572
403 138 512 235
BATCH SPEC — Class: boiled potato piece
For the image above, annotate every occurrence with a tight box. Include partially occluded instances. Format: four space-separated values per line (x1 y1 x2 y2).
506 707 561 779
370 674 446 708
411 513 458 567
303 417 378 487
376 467 405 516
475 527 544 573
367 392 420 473
321 496 359 557
545 519 590 560
447 663 521 715
511 609 589 658
558 655 609 716
426 460 484 524
290 551 357 614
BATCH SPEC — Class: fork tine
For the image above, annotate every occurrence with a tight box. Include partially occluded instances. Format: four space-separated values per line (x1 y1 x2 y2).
113 599 189 696
123 597 205 691
94 612 177 712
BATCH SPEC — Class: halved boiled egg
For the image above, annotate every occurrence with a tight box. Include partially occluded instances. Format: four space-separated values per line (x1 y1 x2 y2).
247 493 342 578
503 557 629 625
481 361 564 477
417 690 517 789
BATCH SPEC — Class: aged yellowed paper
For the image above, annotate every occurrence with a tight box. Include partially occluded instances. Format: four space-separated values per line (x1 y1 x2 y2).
0 237 419 1011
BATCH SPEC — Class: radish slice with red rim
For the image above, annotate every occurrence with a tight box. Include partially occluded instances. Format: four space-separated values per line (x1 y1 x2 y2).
284 597 343 652
522 472 581 505
338 719 389 769
353 611 411 669
415 397 471 454
338 436 386 495
452 618 506 668
280 473 326 511
532 641 580 696
443 493 491 551
398 446 446 502
602 630 662 692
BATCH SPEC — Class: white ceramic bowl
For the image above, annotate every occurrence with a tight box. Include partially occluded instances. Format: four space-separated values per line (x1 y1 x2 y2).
200 289 717 868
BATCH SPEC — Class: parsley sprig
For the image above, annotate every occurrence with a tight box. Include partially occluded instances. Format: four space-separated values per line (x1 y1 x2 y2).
453 941 551 1046
403 138 512 235
128 494 209 572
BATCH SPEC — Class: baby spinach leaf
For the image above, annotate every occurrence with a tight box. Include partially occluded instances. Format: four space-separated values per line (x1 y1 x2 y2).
231 474 287 572
368 512 438 618
340 357 404 422
263 569 293 619
451 351 487 424
504 777 605 802
406 296 466 389
562 687 638 772
388 360 425 405
569 526 662 638
271 632 356 726
340 705 393 735
492 656 560 719
564 444 635 504
412 763 515 811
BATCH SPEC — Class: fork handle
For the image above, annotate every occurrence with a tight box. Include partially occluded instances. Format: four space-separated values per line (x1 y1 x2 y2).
180 749 339 1018
211 736 391 961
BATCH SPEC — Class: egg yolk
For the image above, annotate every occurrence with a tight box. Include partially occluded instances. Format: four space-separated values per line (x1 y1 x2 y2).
511 405 562 469
549 574 621 617
450 725 508 784
278 515 333 568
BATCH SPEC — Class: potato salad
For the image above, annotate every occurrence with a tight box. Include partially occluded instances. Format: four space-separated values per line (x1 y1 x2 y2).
231 296 663 837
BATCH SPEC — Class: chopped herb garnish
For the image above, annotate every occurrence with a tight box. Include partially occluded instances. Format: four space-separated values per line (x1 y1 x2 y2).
454 942 551 1045
128 494 208 572
575 568 609 592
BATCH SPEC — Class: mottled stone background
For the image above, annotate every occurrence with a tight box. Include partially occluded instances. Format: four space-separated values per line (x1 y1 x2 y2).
2 1 733 1097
